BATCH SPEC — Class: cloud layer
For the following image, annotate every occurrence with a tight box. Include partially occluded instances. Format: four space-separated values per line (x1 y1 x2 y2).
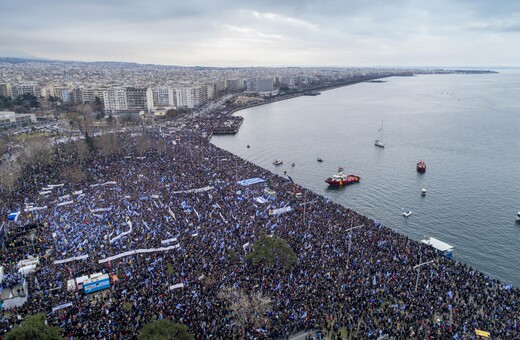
1 0 519 66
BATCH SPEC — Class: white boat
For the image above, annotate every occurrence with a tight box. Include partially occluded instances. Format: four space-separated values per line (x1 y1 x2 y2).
374 120 385 148
421 236 454 258
273 159 283 166
403 210 412 217
421 188 427 195
516 211 520 223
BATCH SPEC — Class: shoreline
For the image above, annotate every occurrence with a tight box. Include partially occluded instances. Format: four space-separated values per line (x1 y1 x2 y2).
223 74 393 119
208 76 516 286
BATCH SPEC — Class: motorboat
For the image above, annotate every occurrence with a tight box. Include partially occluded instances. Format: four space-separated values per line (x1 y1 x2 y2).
338 166 344 172
421 236 454 258
421 188 427 195
273 159 283 166
317 157 323 162
403 210 412 217
417 161 426 173
516 211 520 223
325 172 360 187
291 163 295 167
374 120 385 148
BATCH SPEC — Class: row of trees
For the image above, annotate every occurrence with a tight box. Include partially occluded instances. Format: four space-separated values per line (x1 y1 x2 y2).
0 128 170 198
3 313 194 340
0 93 40 113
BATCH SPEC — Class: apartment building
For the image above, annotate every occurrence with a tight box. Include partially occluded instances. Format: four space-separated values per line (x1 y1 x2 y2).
80 87 105 104
146 87 176 111
126 87 147 111
103 88 128 114
103 87 147 114
10 84 41 100
0 83 12 98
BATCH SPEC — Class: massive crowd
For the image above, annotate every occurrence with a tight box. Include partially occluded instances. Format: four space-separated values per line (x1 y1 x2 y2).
0 122 518 339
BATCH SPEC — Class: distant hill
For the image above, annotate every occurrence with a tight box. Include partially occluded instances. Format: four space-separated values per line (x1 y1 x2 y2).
0 49 37 58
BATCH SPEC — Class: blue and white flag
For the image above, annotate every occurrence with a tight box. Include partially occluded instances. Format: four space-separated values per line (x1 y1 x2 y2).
8 211 20 221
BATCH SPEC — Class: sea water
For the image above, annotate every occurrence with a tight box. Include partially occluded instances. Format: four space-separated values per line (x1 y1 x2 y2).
212 71 520 286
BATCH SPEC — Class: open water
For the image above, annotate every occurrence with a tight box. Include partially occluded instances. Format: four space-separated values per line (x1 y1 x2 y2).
212 72 520 286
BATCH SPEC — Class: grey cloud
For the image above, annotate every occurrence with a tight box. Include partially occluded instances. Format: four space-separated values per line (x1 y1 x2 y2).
1 0 520 66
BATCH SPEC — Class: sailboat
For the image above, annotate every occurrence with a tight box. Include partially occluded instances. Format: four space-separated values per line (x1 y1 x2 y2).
374 121 385 148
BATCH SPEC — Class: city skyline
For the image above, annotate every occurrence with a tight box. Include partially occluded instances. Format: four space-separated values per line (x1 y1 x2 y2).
1 0 520 67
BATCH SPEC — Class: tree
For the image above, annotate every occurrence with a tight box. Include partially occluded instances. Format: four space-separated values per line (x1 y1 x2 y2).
246 232 297 271
219 288 272 331
165 108 179 120
0 137 7 154
62 166 86 184
0 95 14 110
22 136 54 168
138 320 193 340
98 132 118 160
93 96 104 113
65 111 82 130
4 313 64 340
0 160 21 197
75 139 90 162
84 131 97 153
136 134 151 156
14 93 39 109
155 139 168 155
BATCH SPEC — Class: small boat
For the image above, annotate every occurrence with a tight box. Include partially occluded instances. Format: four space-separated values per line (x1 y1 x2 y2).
421 188 427 195
273 159 283 166
317 157 323 162
375 121 385 148
421 236 454 258
338 166 344 172
516 211 520 223
417 161 426 173
291 163 295 167
325 172 360 187
247 144 250 148
403 210 412 217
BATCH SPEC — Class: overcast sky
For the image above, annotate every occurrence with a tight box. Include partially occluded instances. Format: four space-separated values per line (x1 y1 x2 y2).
1 0 519 67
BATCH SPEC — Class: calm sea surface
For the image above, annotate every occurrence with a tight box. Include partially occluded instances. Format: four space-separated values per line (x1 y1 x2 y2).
212 72 520 286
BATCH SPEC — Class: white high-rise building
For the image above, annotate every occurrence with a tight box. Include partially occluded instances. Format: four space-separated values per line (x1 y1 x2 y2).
103 88 128 114
146 87 176 111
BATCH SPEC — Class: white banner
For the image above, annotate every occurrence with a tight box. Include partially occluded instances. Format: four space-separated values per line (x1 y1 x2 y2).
56 200 74 207
90 207 112 213
54 254 89 264
269 206 293 216
171 186 213 194
98 244 180 264
24 206 47 212
48 184 65 188
161 237 178 245
109 220 133 244
169 283 185 290
52 302 73 312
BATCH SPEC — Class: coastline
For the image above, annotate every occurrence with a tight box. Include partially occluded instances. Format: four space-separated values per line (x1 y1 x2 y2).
224 74 393 118
208 73 519 287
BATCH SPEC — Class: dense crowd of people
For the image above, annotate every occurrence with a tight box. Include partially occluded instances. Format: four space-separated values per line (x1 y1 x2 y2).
0 121 518 339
